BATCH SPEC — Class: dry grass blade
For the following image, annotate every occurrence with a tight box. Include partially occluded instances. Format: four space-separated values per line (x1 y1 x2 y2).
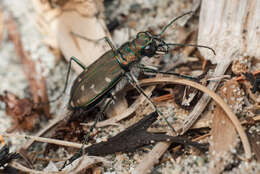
10 161 64 174
192 114 260 131
61 155 111 174
22 108 70 150
1 132 82 149
133 77 251 174
9 155 110 174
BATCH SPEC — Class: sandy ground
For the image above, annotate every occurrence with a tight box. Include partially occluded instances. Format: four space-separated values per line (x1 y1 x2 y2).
0 0 260 173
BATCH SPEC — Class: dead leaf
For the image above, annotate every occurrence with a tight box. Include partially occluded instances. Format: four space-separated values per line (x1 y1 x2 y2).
210 105 237 173
0 91 40 131
210 80 244 173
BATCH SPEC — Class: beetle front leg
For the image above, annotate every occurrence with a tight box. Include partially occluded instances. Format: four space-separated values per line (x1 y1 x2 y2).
48 56 87 103
71 31 117 53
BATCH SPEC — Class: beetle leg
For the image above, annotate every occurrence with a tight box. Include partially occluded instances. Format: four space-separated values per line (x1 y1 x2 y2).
138 65 199 81
70 56 87 70
125 72 177 134
104 37 117 52
48 56 86 103
61 97 114 170
82 97 113 144
71 31 117 53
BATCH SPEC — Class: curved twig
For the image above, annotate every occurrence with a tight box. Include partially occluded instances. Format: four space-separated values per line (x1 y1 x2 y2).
139 77 251 159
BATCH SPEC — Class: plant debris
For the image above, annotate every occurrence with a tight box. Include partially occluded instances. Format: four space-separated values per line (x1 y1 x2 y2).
0 91 42 131
248 129 260 162
209 80 240 173
0 145 20 168
244 72 260 93
62 111 208 169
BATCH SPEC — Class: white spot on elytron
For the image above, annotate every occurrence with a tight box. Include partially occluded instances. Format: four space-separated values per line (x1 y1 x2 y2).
105 77 111 82
90 84 100 94
81 85 85 91
77 99 80 104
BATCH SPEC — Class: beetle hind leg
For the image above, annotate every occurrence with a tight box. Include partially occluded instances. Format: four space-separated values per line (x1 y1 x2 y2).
60 97 114 170
125 72 177 134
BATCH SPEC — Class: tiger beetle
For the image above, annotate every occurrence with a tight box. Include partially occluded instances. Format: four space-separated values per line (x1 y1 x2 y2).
56 11 215 168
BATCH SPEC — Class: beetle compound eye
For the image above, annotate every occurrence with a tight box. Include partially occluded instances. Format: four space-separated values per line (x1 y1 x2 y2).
141 41 157 57
144 45 151 51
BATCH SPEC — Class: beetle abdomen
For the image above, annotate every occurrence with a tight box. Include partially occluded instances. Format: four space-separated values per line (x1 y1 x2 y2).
69 50 124 109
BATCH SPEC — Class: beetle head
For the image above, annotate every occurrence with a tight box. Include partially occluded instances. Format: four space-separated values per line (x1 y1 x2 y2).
135 32 157 57
135 31 170 58
134 12 216 59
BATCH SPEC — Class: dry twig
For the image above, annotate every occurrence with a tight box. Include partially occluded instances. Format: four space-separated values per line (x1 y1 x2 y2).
133 77 251 174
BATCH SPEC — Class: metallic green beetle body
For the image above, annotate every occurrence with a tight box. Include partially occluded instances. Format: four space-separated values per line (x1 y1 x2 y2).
66 12 215 111
69 32 155 110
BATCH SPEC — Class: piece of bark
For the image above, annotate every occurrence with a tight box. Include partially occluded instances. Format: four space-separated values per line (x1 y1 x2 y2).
62 112 206 169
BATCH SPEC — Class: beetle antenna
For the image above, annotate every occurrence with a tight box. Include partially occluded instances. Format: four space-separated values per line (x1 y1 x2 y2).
157 11 194 37
166 43 216 55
